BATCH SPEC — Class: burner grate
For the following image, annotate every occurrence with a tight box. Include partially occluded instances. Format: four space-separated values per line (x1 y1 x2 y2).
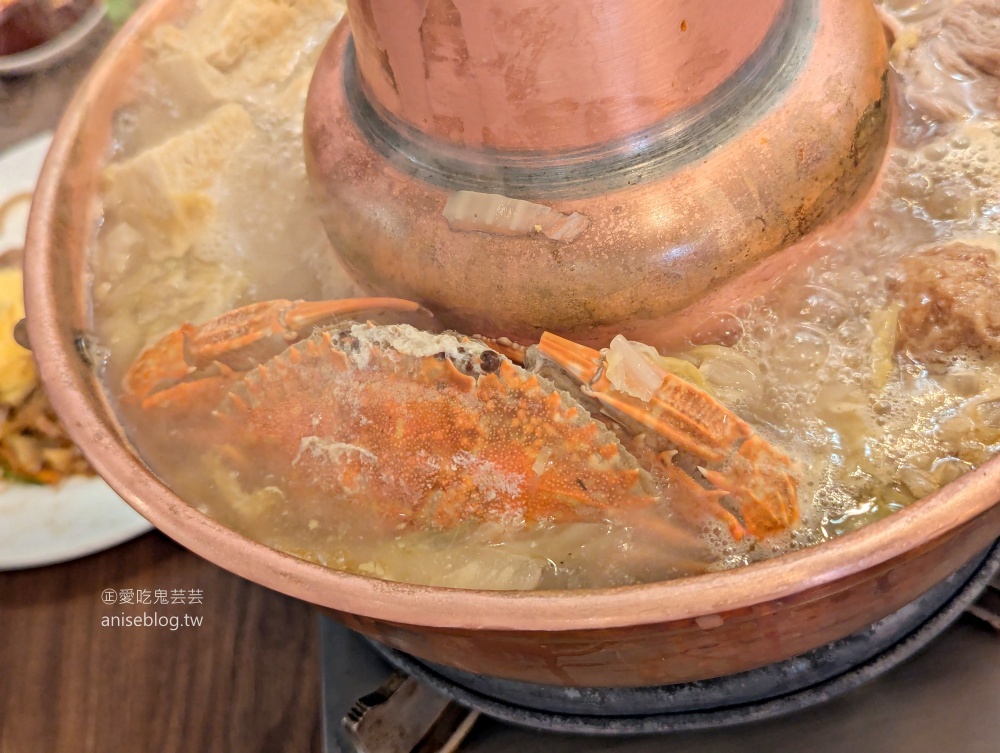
966 572 1000 632
321 540 1000 750
367 541 1000 734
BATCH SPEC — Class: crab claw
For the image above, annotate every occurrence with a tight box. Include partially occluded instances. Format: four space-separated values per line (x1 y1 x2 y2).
123 297 424 409
536 332 799 539
699 435 799 537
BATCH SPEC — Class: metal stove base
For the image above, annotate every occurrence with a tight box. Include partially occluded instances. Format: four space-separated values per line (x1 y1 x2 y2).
320 541 1000 750
368 540 1000 734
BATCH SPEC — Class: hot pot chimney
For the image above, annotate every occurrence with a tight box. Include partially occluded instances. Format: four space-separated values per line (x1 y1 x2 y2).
305 0 890 345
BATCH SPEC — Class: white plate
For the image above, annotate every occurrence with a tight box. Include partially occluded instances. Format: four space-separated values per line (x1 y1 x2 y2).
1 132 52 256
0 477 152 569
0 133 152 570
0 3 107 77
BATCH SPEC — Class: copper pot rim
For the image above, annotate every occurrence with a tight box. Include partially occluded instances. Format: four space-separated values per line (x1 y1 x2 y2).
24 0 1000 633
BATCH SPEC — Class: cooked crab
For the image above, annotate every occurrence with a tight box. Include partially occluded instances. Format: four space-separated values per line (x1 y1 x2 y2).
120 298 799 543
535 333 799 540
122 297 425 410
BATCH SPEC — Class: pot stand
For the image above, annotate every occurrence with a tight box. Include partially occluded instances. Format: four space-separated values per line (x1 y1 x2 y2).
321 538 1000 749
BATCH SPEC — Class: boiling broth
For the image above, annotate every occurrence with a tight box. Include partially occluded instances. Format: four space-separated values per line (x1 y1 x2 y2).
90 0 1000 589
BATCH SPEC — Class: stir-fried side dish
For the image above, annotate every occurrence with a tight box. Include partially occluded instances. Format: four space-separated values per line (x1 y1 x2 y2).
86 0 1000 589
0 260 93 484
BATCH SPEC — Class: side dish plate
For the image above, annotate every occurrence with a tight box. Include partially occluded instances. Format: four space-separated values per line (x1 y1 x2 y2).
0 133 151 570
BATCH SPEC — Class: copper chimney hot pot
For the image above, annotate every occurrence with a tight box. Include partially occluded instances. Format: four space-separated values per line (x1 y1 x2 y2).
24 0 1000 689
305 0 891 347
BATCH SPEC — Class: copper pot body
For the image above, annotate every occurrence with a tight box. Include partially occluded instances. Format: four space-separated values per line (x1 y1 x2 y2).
347 0 784 151
24 0 1000 689
305 0 891 346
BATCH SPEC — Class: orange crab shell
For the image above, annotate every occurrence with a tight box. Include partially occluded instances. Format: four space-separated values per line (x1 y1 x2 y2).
212 327 659 531
535 332 801 541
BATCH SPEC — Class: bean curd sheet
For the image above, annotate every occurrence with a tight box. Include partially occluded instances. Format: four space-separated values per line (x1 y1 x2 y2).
89 0 1000 590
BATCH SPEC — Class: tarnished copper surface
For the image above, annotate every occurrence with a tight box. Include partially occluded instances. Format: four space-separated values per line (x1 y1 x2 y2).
329 507 1000 686
306 0 892 348
347 0 784 151
23 0 1000 689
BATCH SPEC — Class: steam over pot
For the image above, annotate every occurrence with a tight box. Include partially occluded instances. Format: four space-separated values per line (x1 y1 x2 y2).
24 0 1000 688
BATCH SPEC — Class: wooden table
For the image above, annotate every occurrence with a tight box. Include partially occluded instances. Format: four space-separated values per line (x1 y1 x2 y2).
4 14 1000 753
0 533 322 752
0 19 322 753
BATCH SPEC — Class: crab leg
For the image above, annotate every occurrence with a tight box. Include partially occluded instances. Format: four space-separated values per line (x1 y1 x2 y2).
123 297 423 409
536 332 799 539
